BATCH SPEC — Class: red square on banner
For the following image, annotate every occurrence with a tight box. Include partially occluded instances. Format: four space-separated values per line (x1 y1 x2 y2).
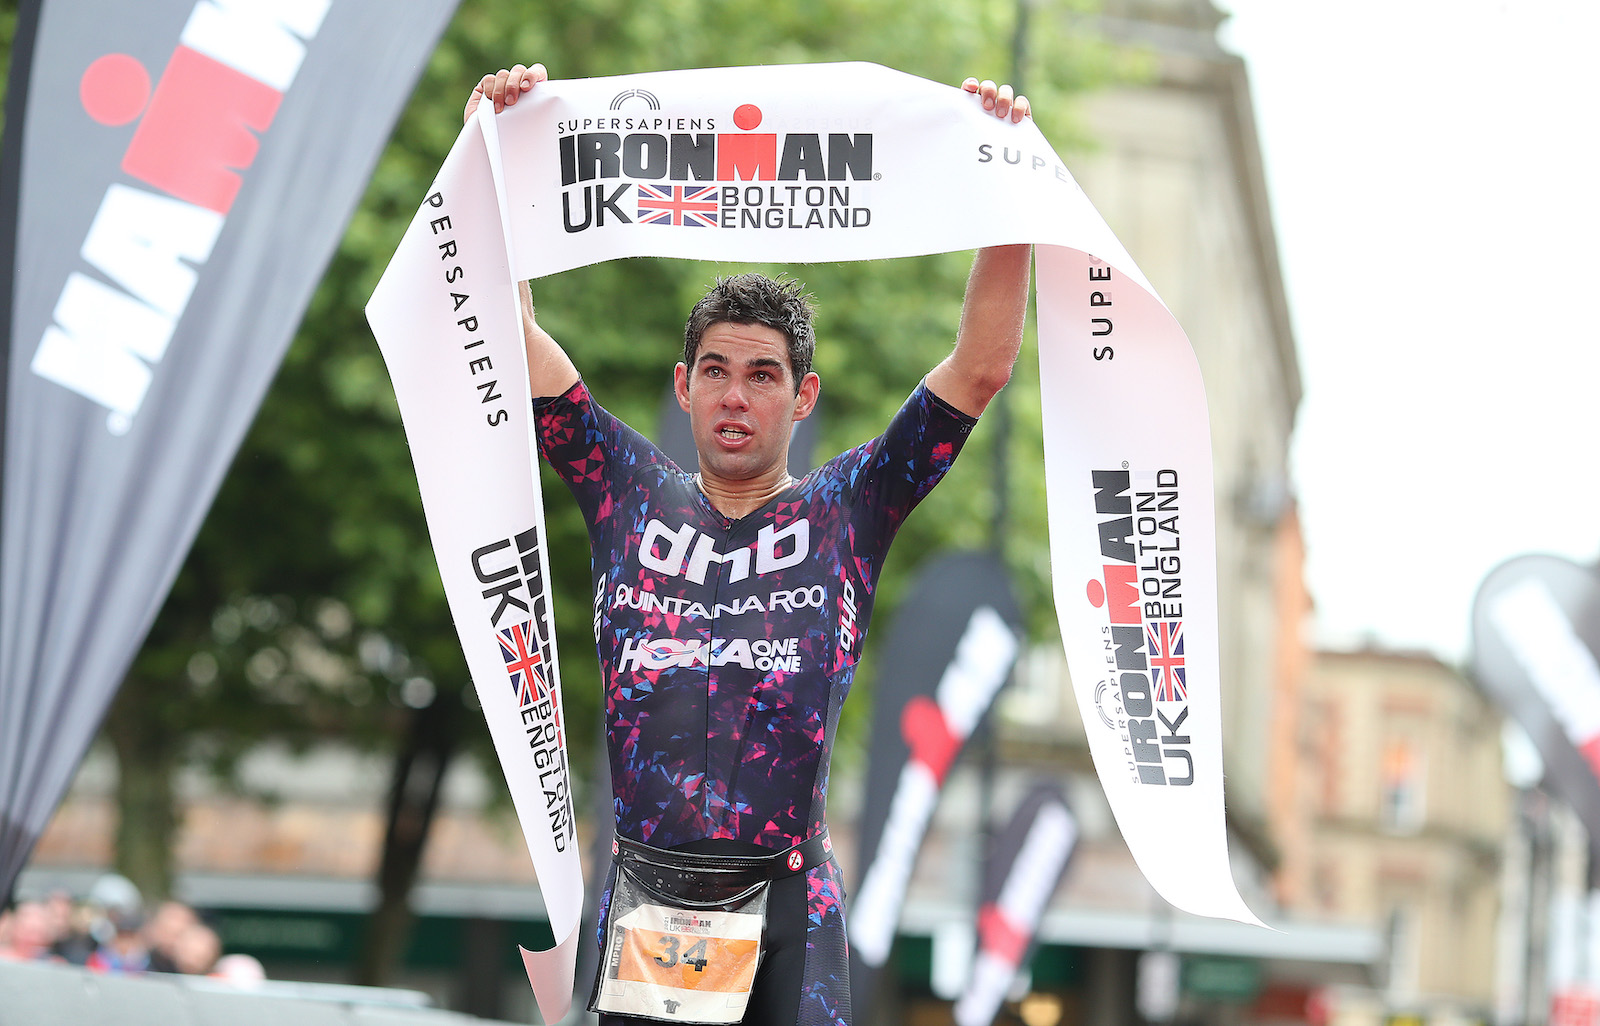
1551 988 1600 1026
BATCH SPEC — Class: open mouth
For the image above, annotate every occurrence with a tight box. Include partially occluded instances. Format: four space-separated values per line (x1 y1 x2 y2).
717 426 751 442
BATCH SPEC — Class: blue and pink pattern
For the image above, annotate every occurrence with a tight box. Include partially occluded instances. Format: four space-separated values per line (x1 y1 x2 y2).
799 861 851 1026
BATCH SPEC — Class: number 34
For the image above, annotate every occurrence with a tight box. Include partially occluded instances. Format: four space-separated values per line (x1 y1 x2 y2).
655 936 711 972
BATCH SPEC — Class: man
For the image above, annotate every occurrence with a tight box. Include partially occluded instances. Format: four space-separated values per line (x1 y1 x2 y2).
465 64 1032 1026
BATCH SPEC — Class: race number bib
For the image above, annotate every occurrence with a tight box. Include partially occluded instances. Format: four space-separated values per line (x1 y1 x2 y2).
593 866 769 1023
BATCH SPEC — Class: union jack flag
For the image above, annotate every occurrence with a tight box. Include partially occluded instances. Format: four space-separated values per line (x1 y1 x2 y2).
497 621 546 708
1147 620 1186 702
637 184 719 227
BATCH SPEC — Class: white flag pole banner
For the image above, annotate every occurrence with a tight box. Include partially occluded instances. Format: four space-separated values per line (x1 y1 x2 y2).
366 60 1261 1018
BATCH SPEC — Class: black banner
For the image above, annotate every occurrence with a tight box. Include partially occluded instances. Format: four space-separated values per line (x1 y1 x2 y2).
847 550 1022 1012
0 0 460 899
1472 553 1600 843
954 780 1076 1026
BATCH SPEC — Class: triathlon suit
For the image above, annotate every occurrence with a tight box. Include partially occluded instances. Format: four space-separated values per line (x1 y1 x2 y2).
533 377 976 1026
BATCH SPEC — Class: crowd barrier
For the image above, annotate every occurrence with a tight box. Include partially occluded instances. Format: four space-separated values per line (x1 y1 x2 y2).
0 959 519 1026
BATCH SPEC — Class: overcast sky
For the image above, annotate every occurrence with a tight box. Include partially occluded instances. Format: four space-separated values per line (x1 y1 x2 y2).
1214 0 1600 663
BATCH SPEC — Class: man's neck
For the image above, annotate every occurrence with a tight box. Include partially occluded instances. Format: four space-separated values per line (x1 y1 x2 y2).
696 467 793 520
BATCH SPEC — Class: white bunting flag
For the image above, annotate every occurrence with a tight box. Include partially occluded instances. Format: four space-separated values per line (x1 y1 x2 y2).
367 61 1261 1020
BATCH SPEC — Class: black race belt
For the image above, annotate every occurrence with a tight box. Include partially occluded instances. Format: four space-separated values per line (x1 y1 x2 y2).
612 831 833 909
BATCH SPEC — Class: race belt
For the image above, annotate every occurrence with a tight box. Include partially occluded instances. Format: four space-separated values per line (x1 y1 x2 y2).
591 831 833 1023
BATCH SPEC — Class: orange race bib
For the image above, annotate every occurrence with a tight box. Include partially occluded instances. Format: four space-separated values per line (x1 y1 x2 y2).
592 873 769 1023
618 923 761 993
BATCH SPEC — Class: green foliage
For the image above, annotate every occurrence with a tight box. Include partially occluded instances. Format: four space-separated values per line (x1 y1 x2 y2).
92 0 1137 844
0 1 20 123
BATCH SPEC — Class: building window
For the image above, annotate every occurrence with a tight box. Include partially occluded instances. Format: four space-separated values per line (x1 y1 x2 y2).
1380 738 1426 834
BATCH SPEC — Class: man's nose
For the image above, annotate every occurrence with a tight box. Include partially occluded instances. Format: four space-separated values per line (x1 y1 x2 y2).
720 380 749 410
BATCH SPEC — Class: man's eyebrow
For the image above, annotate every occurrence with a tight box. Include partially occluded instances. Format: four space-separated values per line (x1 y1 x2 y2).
694 352 785 373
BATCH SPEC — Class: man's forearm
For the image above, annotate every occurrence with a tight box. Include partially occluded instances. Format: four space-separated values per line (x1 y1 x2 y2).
926 244 1031 418
519 280 581 399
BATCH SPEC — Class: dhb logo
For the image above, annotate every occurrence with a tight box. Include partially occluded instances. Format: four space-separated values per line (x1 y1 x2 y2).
639 517 809 585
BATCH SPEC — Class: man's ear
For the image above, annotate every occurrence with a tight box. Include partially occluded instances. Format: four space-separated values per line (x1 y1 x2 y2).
675 362 691 413
793 372 821 421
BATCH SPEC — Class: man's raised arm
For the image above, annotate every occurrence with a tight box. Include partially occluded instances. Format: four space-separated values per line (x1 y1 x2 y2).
465 63 581 400
925 77 1034 419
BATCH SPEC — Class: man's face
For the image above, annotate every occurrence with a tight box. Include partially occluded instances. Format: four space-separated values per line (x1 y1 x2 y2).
675 321 819 483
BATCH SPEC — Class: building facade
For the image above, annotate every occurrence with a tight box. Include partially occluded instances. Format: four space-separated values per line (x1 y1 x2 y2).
1292 650 1510 1025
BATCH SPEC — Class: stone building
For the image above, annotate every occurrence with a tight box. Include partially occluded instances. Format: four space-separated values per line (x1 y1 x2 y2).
1289 650 1510 1026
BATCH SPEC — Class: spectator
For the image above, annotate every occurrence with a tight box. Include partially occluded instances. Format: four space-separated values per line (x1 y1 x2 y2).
143 900 199 973
170 921 221 975
46 890 95 965
84 907 150 974
5 883 247 981
212 953 266 985
0 901 55 961
85 873 142 938
40 891 73 944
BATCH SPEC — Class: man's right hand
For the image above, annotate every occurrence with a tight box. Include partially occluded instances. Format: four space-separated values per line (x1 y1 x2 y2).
462 64 578 399
464 63 547 125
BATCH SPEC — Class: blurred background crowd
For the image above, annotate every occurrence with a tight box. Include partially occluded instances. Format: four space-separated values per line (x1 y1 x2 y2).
0 872 263 981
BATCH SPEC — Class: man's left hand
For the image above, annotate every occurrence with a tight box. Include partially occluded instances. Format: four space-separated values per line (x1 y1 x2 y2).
961 77 1031 123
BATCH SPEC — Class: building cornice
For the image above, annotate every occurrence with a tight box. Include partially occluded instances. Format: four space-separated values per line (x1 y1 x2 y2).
1068 5 1305 417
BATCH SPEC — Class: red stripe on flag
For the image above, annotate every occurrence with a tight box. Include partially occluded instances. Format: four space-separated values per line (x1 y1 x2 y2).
901 696 961 784
1580 736 1600 782
978 902 1029 967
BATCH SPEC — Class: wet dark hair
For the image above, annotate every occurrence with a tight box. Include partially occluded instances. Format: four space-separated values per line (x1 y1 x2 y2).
683 274 815 392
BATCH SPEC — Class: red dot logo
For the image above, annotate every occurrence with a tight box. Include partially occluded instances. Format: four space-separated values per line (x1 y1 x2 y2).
1086 578 1106 608
80 54 151 127
733 104 763 131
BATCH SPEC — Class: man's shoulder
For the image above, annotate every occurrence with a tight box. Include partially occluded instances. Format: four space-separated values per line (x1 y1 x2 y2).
531 378 592 412
813 381 963 469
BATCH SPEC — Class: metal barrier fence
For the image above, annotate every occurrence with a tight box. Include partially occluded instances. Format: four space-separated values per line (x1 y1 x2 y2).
0 959 521 1026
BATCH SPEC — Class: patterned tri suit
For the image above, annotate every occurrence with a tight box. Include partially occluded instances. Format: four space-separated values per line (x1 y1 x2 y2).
533 376 976 1026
